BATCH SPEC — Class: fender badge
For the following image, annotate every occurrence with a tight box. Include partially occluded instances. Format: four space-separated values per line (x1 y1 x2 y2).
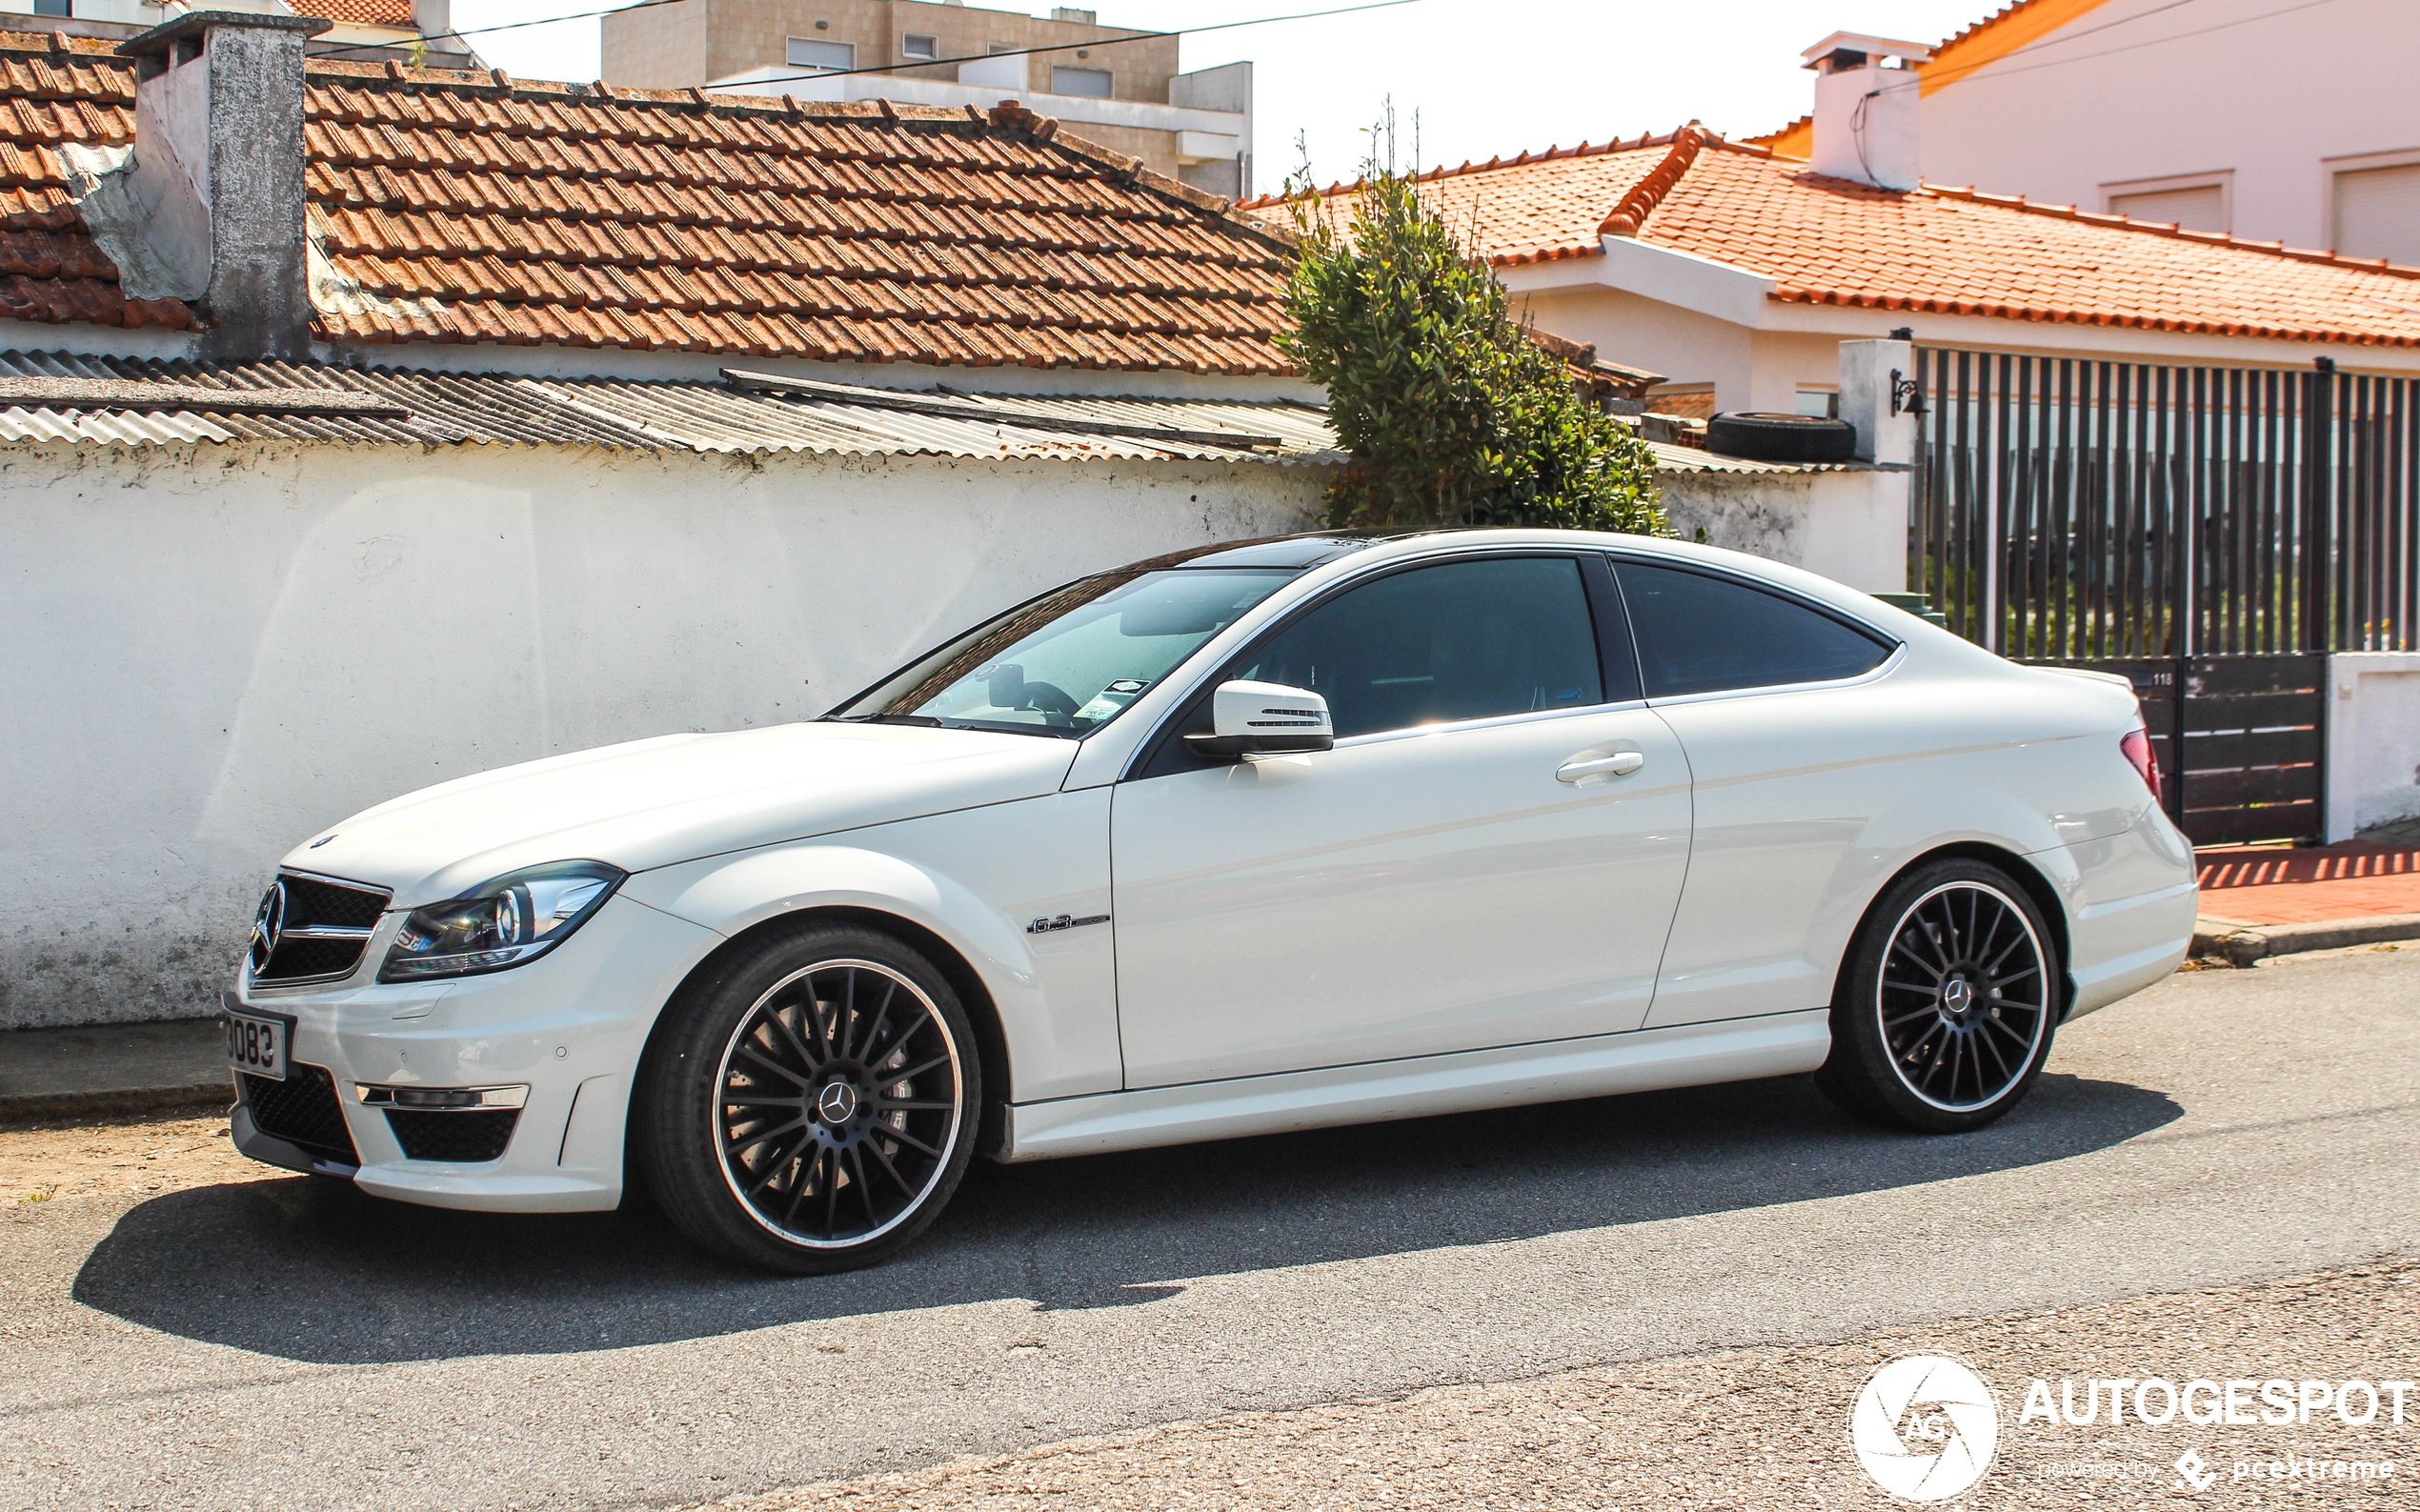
1027 914 1109 934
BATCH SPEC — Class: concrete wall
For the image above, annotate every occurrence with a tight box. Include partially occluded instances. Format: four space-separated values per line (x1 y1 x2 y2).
1657 469 1906 595
2327 653 2420 841
1920 0 2416 253
0 440 1322 1030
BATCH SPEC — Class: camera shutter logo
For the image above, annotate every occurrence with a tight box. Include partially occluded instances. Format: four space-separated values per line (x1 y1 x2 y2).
1849 1354 2001 1501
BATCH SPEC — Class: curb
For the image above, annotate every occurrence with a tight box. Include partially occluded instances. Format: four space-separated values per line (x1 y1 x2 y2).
2191 912 2420 967
0 1082 232 1126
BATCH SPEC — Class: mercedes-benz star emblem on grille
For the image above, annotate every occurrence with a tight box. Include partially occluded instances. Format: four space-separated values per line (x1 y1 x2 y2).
248 880 288 975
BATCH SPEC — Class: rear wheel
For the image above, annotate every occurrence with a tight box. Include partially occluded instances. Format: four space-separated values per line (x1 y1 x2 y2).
1816 859 2060 1133
635 922 979 1273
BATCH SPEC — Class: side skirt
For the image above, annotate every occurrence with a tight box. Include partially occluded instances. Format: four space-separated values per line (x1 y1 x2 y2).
999 1010 1832 1162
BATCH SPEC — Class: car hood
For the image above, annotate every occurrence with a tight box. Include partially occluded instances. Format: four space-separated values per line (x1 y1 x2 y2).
282 722 1080 906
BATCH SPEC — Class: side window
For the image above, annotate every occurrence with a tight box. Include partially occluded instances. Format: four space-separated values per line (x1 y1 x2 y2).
1235 557 1604 738
1615 561 1893 697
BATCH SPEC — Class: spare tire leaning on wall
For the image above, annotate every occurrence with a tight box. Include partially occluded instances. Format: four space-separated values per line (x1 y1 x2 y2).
1706 413 1858 464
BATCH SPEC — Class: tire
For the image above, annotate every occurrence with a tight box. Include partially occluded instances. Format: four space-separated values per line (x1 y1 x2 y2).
1705 412 1858 463
634 921 981 1273
1815 859 2062 1133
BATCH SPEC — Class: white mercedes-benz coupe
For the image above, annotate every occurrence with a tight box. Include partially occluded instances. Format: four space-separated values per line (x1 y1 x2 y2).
223 529 2197 1271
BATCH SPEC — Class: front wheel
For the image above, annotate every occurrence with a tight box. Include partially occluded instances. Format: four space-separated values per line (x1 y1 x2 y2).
1816 860 2061 1133
635 923 980 1273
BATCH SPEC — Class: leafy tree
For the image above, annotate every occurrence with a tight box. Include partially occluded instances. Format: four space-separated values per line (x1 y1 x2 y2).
1277 143 1667 536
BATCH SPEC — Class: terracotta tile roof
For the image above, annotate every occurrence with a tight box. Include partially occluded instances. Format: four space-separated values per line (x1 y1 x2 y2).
290 0 417 30
297 68 1294 370
0 30 1291 372
0 34 195 333
1260 131 2420 350
1246 132 1682 267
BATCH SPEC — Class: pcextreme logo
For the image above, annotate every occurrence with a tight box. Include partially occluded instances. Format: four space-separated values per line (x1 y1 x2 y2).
1849 1354 2003 1502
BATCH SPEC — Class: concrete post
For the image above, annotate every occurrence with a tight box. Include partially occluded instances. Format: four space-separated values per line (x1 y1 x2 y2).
118 10 331 363
1837 337 1915 466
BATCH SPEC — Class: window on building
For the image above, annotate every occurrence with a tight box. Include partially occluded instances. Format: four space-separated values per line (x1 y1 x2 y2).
2334 164 2420 267
33 0 69 15
1793 388 1839 419
1051 65 1113 98
2107 185 2226 233
901 33 938 60
785 37 857 71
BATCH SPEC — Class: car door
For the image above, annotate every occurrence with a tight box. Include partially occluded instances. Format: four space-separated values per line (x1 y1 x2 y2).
1611 558 1906 1031
1108 552 1693 1089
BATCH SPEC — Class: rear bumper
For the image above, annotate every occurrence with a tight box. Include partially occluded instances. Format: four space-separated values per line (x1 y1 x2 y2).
2045 805 2199 1020
226 894 716 1212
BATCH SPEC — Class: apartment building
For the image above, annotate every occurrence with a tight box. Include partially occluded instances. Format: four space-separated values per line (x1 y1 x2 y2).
605 0 1254 198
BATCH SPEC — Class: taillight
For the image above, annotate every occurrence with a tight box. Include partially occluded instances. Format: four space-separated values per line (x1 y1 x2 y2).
2120 728 2163 806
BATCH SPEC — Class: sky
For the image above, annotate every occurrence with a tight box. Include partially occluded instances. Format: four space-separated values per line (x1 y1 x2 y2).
455 0 1997 191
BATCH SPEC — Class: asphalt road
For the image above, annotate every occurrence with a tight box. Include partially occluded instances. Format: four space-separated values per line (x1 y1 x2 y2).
6 949 2416 1512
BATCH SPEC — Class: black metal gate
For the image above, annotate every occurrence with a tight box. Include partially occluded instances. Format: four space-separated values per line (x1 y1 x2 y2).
1910 349 2413 845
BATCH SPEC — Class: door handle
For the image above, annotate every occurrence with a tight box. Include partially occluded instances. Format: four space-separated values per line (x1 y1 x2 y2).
1557 750 1644 782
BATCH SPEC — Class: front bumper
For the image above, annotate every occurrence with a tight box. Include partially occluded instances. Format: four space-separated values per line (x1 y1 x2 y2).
228 894 718 1213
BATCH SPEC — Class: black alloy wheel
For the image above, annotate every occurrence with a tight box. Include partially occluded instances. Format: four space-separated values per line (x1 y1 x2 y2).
636 923 979 1272
1817 858 2060 1133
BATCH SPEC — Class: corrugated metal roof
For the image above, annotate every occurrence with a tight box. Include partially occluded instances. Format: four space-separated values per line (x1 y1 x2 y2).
0 353 1343 464
0 351 1850 474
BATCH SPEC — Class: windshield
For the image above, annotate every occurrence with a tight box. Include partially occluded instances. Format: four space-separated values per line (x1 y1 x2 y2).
829 568 1298 736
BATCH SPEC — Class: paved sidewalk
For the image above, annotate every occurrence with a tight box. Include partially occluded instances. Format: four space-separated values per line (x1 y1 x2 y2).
0 1018 228 1121
2197 841 2420 927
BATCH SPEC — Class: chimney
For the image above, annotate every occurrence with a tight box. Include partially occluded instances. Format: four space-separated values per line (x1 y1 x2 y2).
1800 32 1932 192
115 11 329 361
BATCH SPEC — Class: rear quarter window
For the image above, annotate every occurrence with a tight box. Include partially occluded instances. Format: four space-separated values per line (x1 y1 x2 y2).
1615 560 1894 698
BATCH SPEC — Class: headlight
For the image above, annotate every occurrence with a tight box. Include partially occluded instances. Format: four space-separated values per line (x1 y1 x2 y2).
377 860 626 982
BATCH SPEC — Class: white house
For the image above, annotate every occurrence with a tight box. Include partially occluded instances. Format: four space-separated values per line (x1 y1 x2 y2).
1756 0 2420 263
1260 33 2420 422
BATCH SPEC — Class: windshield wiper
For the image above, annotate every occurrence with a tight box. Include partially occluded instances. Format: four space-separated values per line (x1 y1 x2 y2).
831 713 944 727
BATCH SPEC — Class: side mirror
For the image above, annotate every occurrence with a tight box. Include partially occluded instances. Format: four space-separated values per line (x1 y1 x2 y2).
1184 679 1335 759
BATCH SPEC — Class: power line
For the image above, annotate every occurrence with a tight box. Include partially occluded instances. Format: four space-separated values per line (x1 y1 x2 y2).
308 0 1422 82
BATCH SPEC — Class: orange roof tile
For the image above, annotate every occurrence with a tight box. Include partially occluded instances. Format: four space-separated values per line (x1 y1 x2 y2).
0 34 194 334
1262 131 2420 350
292 71 1293 371
0 30 1290 372
289 0 417 30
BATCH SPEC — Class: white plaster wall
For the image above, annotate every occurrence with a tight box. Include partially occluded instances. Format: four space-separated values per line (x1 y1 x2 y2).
1920 0 2416 252
0 440 1322 1029
1656 469 1906 595
1513 287 1753 410
2326 653 2420 841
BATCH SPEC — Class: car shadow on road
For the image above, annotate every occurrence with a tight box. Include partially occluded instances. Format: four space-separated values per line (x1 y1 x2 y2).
72 1068 2178 1363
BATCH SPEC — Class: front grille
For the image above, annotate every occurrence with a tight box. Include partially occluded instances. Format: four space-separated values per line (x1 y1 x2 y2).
252 871 391 984
240 1065 360 1167
386 1109 519 1163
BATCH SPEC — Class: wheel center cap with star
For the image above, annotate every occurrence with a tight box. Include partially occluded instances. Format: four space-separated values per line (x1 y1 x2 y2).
816 1079 860 1125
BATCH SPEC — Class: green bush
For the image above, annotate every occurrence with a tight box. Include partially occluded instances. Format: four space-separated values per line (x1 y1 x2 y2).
1277 154 1666 536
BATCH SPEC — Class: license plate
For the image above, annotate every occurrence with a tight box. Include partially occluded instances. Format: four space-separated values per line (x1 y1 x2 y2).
225 1007 295 1081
